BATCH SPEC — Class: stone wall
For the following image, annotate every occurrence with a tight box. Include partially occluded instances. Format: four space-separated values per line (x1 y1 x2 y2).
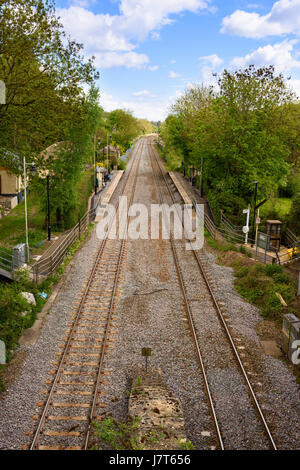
0 195 18 211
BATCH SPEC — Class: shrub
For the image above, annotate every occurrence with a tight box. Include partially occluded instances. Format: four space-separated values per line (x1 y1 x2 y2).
262 293 282 318
265 264 284 277
91 416 142 450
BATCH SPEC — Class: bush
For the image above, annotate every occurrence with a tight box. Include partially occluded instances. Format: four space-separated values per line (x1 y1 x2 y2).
16 230 45 248
91 416 142 450
207 191 247 224
0 268 52 360
118 161 126 170
288 192 300 235
262 293 282 318
265 264 283 277
232 260 296 320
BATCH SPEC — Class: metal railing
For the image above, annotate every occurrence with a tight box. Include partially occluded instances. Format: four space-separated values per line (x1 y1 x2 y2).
32 193 102 283
275 240 300 265
0 247 26 279
192 199 254 246
0 248 14 274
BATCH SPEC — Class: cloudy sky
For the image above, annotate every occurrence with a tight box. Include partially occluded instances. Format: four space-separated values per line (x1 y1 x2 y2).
54 0 300 121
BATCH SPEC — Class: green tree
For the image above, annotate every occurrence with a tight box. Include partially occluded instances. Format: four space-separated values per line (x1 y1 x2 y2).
107 109 140 153
163 66 295 221
0 0 98 158
33 87 103 229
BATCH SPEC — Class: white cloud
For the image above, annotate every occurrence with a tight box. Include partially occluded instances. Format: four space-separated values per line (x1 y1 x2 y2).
132 90 151 96
169 71 182 78
288 78 300 97
221 0 300 38
199 54 223 68
100 92 168 121
119 0 211 41
58 0 213 69
230 39 300 73
148 65 159 71
58 7 135 53
171 59 177 64
198 54 223 84
93 51 149 69
68 0 96 7
151 31 161 40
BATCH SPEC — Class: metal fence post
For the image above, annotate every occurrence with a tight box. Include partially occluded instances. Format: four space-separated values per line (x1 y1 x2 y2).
35 265 39 285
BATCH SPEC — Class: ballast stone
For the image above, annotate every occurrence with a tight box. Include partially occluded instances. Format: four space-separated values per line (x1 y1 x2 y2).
0 340 6 364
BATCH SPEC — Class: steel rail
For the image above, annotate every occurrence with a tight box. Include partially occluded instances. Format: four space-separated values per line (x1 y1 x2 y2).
30 140 143 450
84 140 143 449
149 139 277 451
148 142 225 451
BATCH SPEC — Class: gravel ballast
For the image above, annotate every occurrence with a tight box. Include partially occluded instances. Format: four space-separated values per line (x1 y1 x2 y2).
0 139 299 450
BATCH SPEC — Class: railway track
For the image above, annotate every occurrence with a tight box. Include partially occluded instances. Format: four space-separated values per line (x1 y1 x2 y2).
148 138 277 450
29 140 144 450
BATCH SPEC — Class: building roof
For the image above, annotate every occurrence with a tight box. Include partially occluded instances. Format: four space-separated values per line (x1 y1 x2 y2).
40 141 72 160
0 148 23 173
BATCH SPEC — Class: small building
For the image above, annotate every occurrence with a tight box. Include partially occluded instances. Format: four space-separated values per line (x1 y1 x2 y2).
38 142 72 179
99 145 120 159
266 220 282 252
0 149 23 213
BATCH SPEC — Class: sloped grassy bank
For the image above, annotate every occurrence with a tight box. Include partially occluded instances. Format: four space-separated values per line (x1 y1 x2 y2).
0 224 94 392
205 232 298 320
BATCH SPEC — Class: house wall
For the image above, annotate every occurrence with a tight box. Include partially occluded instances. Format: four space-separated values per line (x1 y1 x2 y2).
0 167 22 195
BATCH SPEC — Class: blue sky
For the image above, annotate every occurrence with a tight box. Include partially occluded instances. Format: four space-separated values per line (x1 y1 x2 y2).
54 0 300 121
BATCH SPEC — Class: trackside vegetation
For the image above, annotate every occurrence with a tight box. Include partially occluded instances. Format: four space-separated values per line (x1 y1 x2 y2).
0 223 94 392
205 232 297 321
161 65 300 232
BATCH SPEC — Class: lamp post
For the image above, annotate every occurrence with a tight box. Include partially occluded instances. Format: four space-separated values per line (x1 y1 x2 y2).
109 134 112 174
46 175 51 241
251 181 258 247
23 157 36 263
46 172 55 241
199 154 204 198
106 132 109 174
93 135 101 194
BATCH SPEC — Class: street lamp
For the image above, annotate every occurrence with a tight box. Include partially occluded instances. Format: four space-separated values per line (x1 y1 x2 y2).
199 154 204 198
251 181 258 247
106 132 109 174
46 174 55 241
23 157 36 263
94 136 101 194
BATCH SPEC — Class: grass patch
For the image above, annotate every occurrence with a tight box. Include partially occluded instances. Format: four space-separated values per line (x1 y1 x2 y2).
0 192 47 249
205 230 238 253
91 416 142 450
204 231 297 320
233 262 296 319
177 439 195 450
0 169 95 254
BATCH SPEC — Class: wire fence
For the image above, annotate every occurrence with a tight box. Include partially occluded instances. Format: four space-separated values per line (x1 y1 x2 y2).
192 199 300 265
31 192 102 283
